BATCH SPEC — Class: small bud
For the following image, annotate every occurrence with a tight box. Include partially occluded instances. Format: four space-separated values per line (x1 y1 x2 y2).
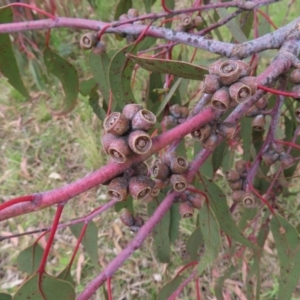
252 114 266 131
169 104 182 118
242 192 258 208
192 15 203 29
180 14 192 27
235 159 247 177
170 156 189 174
104 112 130 136
122 103 143 120
80 33 97 50
289 69 300 84
179 202 194 218
151 161 170 180
188 193 205 209
170 174 187 192
120 209 135 226
231 190 245 202
228 179 243 190
202 74 221 94
225 169 241 182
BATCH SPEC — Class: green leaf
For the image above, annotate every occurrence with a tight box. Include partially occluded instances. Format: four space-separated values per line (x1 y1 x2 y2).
157 275 184 300
17 243 44 274
163 0 175 28
155 78 182 117
44 47 78 115
169 203 180 243
284 135 300 178
198 203 221 274
89 50 111 106
238 208 257 231
79 78 97 96
114 0 132 21
196 177 259 250
56 266 75 287
212 140 227 173
70 221 99 271
215 265 235 300
127 54 208 80
0 7 29 98
186 226 203 262
13 272 75 300
147 195 170 263
143 0 157 13
115 197 134 213
241 117 252 161
0 293 12 300
239 11 254 38
109 44 137 109
271 214 300 300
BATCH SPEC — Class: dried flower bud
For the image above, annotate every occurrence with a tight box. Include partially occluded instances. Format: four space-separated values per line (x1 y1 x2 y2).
235 159 247 177
188 193 205 209
236 60 251 78
127 8 139 19
252 114 266 131
218 60 241 85
239 76 257 95
151 161 170 180
242 192 258 208
262 150 279 166
133 215 144 227
128 130 152 154
104 112 130 136
120 208 135 226
179 202 194 218
154 179 170 189
169 104 182 118
231 190 245 202
101 133 118 154
108 177 129 201
129 162 149 177
170 174 187 192
201 133 218 151
180 14 192 27
290 69 300 84
192 124 212 141
163 152 177 166
132 109 156 131
119 14 129 21
129 176 155 200
108 137 133 163
192 15 203 29
170 156 189 174
209 59 223 76
228 179 243 190
80 33 97 50
202 74 221 94
211 87 230 111
122 103 143 120
229 81 251 104
225 169 241 182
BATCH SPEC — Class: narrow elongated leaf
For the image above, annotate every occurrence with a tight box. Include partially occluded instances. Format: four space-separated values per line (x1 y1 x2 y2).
56 266 75 287
271 214 300 300
143 0 157 13
17 243 44 274
169 203 180 243
198 203 221 274
147 195 170 263
109 44 137 109
89 50 111 105
212 140 227 173
157 275 184 300
0 293 12 300
115 197 134 213
215 265 235 300
70 221 99 271
241 117 252 161
0 8 29 98
196 177 259 250
13 272 75 300
44 47 78 115
163 0 175 28
186 226 203 261
114 0 132 21
127 54 208 80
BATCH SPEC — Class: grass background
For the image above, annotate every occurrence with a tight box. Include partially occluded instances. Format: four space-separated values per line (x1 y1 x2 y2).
0 0 300 299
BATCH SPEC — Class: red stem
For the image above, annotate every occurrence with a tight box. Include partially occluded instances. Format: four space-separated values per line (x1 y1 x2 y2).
258 84 298 98
107 277 113 300
161 0 173 13
0 195 34 211
195 277 201 300
257 9 277 29
175 261 198 277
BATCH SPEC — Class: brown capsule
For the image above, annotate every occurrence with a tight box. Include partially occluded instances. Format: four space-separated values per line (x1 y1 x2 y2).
228 179 243 190
151 161 170 180
180 107 189 118
192 124 212 141
101 133 118 154
218 60 241 85
180 14 192 27
294 107 300 123
245 104 261 117
179 202 194 218
132 109 156 131
229 81 251 104
108 177 128 201
201 133 218 151
188 193 205 209
235 159 247 177
239 76 257 95
211 87 231 111
262 150 279 166
225 169 241 182
119 13 129 21
291 84 300 99
280 153 295 170
163 152 177 166
154 178 170 189
242 192 258 208
231 190 245 202
255 97 268 110
170 156 189 174
122 104 143 120
170 174 187 192
290 69 300 84
209 59 223 76
169 104 182 118
80 33 97 50
129 175 155 200
236 60 251 78
133 215 144 227
128 130 152 154
104 112 130 136
127 8 139 19
108 137 133 163
202 74 221 94
120 208 135 227
252 114 266 131
217 122 236 140
192 15 203 30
